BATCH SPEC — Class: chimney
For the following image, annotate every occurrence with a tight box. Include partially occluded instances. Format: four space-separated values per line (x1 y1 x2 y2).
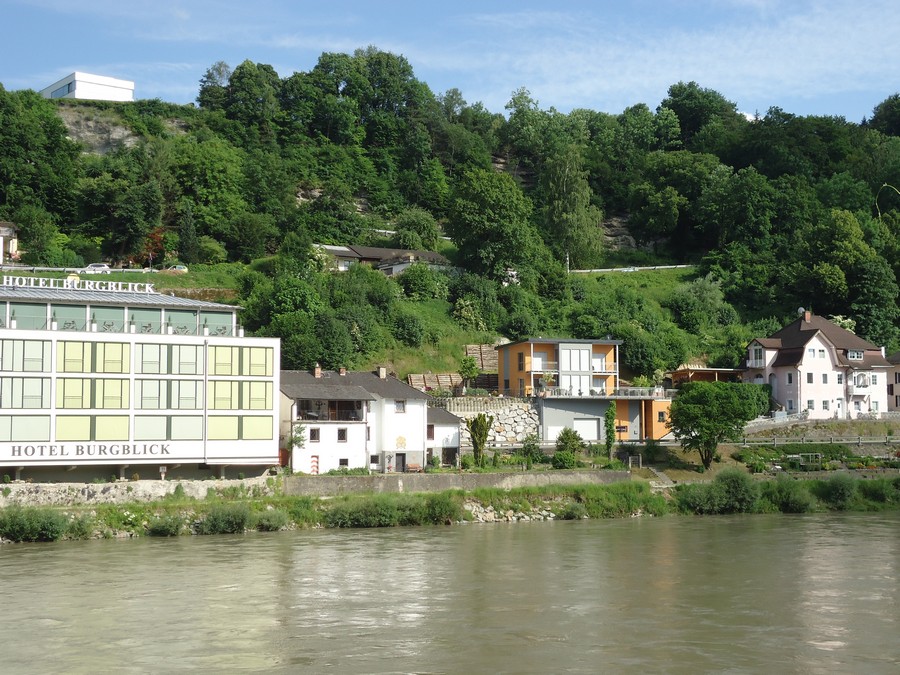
313 362 322 378
339 366 347 376
377 366 387 379
804 310 811 323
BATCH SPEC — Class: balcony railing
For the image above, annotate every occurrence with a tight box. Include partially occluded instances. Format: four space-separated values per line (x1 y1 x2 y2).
746 359 766 369
531 361 559 372
535 386 671 399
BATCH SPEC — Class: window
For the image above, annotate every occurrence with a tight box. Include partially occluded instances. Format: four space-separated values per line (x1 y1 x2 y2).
0 415 50 441
657 411 666 423
57 378 91 409
243 381 272 410
370 454 379 464
837 374 844 385
807 373 813 384
209 381 239 410
395 400 406 413
136 344 164 374
848 350 864 360
1 340 50 372
136 380 165 409
517 352 525 371
787 373 793 385
337 428 347 442
896 372 900 384
207 416 239 440
310 428 320 442
427 424 435 440
822 400 829 411
787 399 794 411
807 348 815 359
339 458 348 467
366 427 371 441
170 380 200 409
854 401 861 411
172 345 201 375
95 343 129 373
822 374 828 384
0 378 49 409
807 400 814 410
59 341 90 373
872 374 878 385
242 346 273 376
896 395 900 407
818 349 825 358
872 401 879 412
95 379 128 409
752 345 763 361
209 346 238 375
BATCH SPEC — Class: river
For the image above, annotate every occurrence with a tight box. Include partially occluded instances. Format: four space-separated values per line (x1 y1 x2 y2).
1 513 898 674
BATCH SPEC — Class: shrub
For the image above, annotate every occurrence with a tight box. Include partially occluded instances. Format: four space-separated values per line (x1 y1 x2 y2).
425 492 462 524
197 503 251 534
428 454 441 469
65 513 96 540
460 454 475 470
557 502 588 520
324 495 399 528
146 514 183 537
858 479 895 504
0 506 68 542
759 476 815 513
712 469 758 513
556 428 585 455
551 451 577 469
674 483 722 514
819 473 857 510
253 508 289 532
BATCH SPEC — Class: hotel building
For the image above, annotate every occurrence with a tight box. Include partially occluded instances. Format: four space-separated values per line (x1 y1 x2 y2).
0 275 280 481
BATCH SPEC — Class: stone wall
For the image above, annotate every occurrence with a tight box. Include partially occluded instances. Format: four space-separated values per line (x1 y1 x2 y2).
283 470 629 497
439 398 539 446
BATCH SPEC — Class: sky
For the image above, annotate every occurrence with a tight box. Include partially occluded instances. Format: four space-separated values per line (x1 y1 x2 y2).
3 0 899 122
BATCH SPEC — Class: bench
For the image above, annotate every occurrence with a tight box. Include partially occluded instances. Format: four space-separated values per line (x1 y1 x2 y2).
406 463 423 473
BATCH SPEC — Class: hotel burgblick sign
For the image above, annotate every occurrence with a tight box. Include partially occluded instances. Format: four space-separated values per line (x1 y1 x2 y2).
2 275 156 294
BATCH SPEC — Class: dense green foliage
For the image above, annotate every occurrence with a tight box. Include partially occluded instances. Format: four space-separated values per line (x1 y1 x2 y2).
4 52 900 372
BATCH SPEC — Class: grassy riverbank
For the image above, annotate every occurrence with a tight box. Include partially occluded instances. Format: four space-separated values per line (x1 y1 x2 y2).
2 472 900 543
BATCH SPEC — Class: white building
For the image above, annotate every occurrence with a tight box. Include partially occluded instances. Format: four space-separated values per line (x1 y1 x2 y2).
40 72 135 102
0 275 280 481
280 366 430 474
427 406 461 467
745 311 889 420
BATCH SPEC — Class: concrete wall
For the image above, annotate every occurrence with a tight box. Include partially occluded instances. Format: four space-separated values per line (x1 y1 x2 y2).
283 470 630 496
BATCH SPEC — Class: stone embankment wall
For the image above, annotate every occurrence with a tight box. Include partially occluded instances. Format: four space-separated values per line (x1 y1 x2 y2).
0 477 274 507
282 470 629 497
438 398 539 446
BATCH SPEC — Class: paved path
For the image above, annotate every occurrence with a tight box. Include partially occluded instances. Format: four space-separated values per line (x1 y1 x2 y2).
647 466 675 489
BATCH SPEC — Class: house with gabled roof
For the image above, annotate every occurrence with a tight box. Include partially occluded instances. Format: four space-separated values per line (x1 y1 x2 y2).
744 310 890 419
280 365 431 474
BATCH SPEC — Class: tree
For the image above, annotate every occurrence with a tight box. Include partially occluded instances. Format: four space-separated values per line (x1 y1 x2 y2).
465 413 493 468
458 356 480 392
197 61 232 111
604 403 617 460
667 382 761 469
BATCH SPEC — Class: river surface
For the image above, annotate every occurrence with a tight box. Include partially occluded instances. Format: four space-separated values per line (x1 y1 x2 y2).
1 512 898 674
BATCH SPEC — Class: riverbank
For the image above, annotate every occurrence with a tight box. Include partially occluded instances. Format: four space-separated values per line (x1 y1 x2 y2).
1 469 899 544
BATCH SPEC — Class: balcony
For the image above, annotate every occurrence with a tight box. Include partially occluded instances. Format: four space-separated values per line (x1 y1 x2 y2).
539 386 670 399
530 361 559 373
746 359 766 369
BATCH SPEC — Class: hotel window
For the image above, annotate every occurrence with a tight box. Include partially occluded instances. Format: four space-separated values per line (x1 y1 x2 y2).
95 342 129 373
136 344 164 374
56 415 92 441
136 379 165 409
337 428 347 442
95 379 128 409
822 374 828 384
59 341 91 372
207 416 239 440
94 416 129 441
10 303 47 330
166 310 198 336
171 416 203 440
807 373 813 384
807 400 814 410
0 377 49 409
131 308 162 334
57 379 91 409
241 416 273 440
209 346 239 376
170 380 200 409
0 415 51 442
395 400 406 413
242 381 272 410
310 428 320 442
242 346 273 376
171 345 201 375
1 340 50 372
209 381 239 410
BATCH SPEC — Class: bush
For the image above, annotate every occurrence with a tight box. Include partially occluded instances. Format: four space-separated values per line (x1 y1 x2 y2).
65 513 96 540
674 483 722 515
818 473 858 510
0 506 68 542
557 502 588 520
551 451 577 470
428 454 441 469
146 514 183 537
197 503 251 534
324 495 399 528
425 492 461 524
712 469 758 513
460 454 475 470
556 428 585 455
759 476 815 513
858 479 896 504
253 508 289 532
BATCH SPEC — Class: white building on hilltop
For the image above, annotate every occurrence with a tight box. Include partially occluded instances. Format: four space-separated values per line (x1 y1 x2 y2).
40 72 134 102
0 275 280 481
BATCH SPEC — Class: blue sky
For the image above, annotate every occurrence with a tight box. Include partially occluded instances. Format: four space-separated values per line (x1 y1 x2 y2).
3 0 899 122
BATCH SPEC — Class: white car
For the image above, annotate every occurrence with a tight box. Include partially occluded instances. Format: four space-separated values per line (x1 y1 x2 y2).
85 263 111 274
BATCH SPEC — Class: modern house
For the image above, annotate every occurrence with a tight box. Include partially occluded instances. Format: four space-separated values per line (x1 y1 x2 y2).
496 338 671 443
280 366 431 474
0 275 280 481
744 311 890 419
315 244 450 275
40 72 135 102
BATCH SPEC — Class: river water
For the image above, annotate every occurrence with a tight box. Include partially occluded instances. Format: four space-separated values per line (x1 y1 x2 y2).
1 513 898 674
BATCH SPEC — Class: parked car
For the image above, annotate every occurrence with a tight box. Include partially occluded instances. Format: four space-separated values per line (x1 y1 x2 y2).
84 263 111 274
165 264 189 274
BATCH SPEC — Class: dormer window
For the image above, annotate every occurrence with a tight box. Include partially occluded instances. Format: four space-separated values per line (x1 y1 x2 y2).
848 350 864 361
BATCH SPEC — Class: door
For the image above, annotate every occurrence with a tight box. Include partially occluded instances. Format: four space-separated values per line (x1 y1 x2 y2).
573 418 600 441
395 452 407 473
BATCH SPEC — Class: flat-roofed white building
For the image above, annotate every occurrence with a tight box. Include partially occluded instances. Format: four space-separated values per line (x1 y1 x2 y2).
40 72 135 102
0 275 280 481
